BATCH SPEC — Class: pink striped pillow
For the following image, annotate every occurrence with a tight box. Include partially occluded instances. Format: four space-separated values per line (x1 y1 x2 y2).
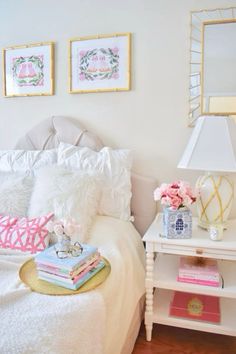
0 213 53 253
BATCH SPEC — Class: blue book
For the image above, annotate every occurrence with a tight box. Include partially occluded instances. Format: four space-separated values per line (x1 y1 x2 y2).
35 243 98 272
38 260 105 290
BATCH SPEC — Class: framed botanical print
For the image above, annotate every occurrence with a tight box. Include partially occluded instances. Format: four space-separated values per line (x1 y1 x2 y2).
3 42 54 97
69 33 131 93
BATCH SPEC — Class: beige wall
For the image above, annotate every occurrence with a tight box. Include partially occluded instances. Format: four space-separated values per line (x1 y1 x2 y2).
1 0 236 198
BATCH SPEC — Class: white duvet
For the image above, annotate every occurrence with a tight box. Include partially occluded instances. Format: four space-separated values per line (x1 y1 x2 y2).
0 216 145 354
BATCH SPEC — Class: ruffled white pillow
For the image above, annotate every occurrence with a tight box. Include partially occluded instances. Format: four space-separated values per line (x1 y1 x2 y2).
27 166 101 243
0 148 57 174
57 143 133 221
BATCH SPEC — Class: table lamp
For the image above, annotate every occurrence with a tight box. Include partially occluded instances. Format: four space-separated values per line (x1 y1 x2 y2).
178 116 236 230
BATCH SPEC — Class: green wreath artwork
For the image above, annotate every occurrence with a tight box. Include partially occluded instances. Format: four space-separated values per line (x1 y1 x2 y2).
79 47 119 81
12 55 44 87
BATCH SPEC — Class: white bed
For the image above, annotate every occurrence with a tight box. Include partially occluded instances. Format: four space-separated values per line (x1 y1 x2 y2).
0 116 157 354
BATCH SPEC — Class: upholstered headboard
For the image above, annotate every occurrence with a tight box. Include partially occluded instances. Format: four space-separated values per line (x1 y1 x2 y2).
15 116 157 235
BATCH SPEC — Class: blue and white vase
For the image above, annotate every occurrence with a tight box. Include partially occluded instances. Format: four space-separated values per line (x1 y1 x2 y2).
163 207 192 239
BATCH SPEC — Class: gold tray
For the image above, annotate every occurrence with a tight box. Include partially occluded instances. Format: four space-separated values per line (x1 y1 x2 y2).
19 257 111 296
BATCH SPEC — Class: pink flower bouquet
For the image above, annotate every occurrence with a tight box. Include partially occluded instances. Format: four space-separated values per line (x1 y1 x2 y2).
47 217 82 258
154 181 196 210
47 217 81 239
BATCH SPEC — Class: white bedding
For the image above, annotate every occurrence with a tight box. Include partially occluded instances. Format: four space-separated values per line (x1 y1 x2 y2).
0 216 145 354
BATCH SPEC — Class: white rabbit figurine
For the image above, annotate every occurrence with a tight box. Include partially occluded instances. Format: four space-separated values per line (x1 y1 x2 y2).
57 234 71 253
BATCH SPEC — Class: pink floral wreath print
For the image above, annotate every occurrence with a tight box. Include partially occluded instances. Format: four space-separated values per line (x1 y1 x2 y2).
12 55 44 87
78 47 119 81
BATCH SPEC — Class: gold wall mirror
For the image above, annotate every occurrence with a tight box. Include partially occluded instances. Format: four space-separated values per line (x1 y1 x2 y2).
189 7 236 126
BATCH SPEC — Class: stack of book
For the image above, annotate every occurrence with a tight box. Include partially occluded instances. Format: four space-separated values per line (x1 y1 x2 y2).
34 243 105 290
177 256 220 287
169 257 221 323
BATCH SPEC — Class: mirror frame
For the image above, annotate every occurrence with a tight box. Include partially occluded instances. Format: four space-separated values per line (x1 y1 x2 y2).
189 7 236 126
201 18 236 117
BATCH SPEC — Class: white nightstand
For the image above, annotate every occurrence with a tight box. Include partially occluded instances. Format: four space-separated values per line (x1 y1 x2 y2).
142 213 236 341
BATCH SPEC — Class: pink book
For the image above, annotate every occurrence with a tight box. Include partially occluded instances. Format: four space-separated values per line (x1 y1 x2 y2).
36 253 100 278
169 291 220 323
178 257 220 287
38 258 101 285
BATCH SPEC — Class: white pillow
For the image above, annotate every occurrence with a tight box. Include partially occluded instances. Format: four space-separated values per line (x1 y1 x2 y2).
57 142 133 221
0 149 57 174
0 172 34 217
27 166 100 243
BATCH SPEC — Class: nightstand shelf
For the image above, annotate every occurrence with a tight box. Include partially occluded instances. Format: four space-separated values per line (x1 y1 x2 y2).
154 254 236 298
153 289 236 337
143 213 236 341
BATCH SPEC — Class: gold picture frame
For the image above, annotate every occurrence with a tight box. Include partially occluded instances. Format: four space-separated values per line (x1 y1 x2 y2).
3 41 54 97
69 33 131 93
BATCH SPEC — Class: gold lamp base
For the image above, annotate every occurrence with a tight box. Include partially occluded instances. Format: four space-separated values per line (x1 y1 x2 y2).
196 174 234 230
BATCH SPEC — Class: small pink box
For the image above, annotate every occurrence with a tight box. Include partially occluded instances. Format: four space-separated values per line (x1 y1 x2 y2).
169 291 221 323
178 257 220 287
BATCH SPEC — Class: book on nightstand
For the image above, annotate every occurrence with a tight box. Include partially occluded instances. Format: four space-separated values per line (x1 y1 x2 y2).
169 291 221 323
177 257 220 287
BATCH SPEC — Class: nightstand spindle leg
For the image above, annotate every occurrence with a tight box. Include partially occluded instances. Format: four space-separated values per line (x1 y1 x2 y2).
145 251 154 341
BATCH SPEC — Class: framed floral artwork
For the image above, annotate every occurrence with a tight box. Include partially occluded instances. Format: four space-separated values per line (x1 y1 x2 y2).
3 42 54 97
69 33 131 93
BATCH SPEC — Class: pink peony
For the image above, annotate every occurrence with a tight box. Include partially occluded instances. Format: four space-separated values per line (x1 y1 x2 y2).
154 183 168 201
160 196 172 206
79 50 86 57
154 180 196 209
112 47 119 54
166 185 179 198
48 217 81 239
170 195 183 209
112 72 119 79
53 224 64 236
64 218 80 237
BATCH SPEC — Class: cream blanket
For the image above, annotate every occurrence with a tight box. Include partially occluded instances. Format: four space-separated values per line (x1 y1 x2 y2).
0 216 145 354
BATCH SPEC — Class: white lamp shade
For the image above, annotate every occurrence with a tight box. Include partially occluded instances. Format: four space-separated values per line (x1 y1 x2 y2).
178 116 236 172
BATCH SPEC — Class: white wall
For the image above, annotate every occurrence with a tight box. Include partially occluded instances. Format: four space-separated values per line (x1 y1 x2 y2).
1 0 236 195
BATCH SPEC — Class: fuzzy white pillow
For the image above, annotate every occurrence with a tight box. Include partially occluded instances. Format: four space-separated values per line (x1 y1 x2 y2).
57 143 133 221
27 166 101 243
0 172 34 217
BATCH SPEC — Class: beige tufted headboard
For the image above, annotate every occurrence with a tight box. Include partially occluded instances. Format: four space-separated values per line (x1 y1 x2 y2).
15 116 157 235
